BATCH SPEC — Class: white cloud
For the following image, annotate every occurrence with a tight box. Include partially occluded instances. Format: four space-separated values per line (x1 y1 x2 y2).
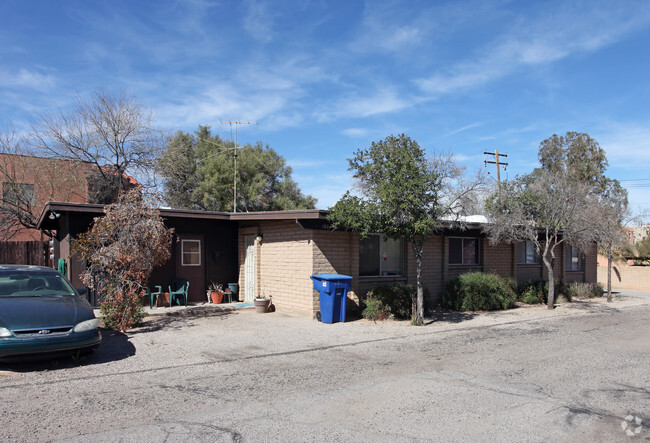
242 0 275 43
0 68 56 91
416 4 650 97
342 128 370 138
315 87 413 121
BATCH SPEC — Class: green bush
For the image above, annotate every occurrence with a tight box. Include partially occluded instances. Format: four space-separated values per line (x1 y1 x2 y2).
361 283 415 321
442 273 517 312
361 295 390 321
518 281 546 304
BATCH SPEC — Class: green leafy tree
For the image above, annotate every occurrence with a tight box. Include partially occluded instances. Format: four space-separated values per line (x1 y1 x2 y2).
73 190 174 331
158 126 316 212
536 132 609 191
537 132 634 302
485 170 594 309
329 134 484 324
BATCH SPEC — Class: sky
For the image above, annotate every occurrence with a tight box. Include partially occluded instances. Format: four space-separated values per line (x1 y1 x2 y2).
1 0 650 213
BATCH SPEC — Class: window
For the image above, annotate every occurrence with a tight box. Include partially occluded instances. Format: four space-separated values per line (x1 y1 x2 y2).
181 239 201 266
517 240 541 264
359 235 403 277
449 237 480 265
566 244 584 271
2 182 34 207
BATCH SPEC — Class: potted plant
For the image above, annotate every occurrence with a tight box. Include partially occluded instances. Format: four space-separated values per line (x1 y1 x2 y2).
208 282 224 304
254 286 271 313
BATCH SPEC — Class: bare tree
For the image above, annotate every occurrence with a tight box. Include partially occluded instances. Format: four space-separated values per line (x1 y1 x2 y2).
32 90 166 203
484 170 595 309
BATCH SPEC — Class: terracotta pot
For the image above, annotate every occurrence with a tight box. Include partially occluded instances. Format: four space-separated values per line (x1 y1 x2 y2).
210 291 224 304
254 298 271 313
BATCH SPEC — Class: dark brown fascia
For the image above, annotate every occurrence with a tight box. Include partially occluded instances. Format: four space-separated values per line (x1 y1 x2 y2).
36 202 329 231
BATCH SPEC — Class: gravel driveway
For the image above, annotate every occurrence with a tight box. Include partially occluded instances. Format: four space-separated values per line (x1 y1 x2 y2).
1 290 649 442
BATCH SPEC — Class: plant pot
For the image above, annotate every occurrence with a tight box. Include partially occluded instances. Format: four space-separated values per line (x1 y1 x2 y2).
210 291 224 304
254 297 271 313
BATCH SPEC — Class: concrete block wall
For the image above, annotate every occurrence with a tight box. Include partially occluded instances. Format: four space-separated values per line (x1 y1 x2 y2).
483 239 514 278
256 221 314 312
597 264 650 290
312 230 359 307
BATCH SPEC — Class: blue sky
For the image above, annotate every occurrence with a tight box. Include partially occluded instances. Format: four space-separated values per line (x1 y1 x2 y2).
1 0 650 212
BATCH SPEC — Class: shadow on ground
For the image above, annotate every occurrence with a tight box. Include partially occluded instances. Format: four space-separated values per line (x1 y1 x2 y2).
129 309 237 334
427 309 478 324
0 327 135 372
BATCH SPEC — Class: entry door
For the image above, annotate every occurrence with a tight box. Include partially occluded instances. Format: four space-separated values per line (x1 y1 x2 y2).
244 235 256 302
176 234 205 303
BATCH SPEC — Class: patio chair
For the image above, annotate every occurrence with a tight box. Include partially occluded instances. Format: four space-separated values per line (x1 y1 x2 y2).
169 279 190 307
145 285 162 309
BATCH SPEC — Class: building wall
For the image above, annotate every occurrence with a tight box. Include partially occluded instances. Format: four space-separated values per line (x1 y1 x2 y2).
239 221 315 312
238 222 601 317
0 154 92 241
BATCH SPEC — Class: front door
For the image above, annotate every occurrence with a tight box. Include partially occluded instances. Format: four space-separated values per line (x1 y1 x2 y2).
244 235 256 302
176 234 205 303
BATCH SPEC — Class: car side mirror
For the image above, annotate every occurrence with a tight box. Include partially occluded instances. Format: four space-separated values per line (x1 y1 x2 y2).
76 288 87 296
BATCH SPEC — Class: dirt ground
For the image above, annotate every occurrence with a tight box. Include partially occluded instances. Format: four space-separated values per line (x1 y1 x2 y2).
1 290 648 442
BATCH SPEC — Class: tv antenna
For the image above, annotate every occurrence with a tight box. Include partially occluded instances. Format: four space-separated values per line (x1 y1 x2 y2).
220 120 258 212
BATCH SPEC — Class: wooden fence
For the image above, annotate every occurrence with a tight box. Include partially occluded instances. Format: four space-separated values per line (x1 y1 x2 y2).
0 241 50 266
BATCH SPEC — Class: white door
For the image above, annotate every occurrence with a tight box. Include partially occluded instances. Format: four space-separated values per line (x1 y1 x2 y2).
244 235 256 302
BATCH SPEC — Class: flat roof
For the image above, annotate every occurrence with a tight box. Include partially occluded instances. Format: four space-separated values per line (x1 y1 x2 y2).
36 201 329 231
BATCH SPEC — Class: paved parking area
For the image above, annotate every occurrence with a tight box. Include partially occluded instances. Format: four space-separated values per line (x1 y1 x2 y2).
1 290 649 441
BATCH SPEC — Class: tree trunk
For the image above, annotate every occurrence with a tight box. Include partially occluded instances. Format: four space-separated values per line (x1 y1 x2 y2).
607 251 613 302
413 241 425 325
542 241 555 310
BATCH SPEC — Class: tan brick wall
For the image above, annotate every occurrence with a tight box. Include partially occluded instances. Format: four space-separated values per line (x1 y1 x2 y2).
256 222 314 313
312 230 358 307
598 264 650 290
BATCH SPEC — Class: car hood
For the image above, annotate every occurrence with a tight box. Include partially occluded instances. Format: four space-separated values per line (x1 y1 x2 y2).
0 296 94 330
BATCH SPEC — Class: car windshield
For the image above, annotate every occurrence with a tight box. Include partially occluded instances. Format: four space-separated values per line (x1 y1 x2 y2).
0 272 77 297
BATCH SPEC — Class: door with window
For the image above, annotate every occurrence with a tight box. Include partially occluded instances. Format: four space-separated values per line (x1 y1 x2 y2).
176 234 205 303
244 235 256 302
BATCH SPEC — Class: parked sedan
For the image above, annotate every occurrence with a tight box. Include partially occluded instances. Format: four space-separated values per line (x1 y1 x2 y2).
0 265 101 361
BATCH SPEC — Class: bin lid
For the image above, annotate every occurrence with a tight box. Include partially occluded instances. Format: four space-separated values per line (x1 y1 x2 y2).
310 273 353 281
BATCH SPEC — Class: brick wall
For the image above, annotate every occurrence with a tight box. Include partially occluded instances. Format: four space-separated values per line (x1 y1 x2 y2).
598 263 650 290
246 222 314 312
0 154 92 241
483 239 514 277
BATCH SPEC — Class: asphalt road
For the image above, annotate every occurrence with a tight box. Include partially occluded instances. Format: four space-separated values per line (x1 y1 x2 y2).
1 293 649 442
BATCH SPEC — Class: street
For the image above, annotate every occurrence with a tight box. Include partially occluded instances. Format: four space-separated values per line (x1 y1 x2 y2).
1 292 648 442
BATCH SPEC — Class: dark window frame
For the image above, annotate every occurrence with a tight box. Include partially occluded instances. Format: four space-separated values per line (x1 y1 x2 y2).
449 237 480 265
359 234 404 277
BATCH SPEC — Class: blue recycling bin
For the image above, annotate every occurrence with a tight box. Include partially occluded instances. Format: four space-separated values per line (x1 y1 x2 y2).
310 273 353 323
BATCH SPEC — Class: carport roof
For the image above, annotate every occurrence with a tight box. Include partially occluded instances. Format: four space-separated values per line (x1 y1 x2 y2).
36 201 329 231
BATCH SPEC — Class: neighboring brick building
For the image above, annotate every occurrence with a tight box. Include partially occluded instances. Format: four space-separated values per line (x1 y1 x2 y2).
0 153 93 242
38 203 598 313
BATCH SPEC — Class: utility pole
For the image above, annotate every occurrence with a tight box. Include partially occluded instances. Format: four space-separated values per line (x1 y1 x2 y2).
484 150 508 183
220 121 258 212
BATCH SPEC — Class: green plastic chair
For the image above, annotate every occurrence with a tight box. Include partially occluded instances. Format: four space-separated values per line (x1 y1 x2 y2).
169 279 190 307
146 285 162 309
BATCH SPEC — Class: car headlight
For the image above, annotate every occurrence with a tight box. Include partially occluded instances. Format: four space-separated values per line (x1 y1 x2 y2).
0 327 13 338
73 318 100 332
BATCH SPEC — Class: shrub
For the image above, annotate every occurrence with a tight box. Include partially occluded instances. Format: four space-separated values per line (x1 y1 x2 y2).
519 281 546 304
442 273 517 311
566 282 604 299
361 295 390 321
